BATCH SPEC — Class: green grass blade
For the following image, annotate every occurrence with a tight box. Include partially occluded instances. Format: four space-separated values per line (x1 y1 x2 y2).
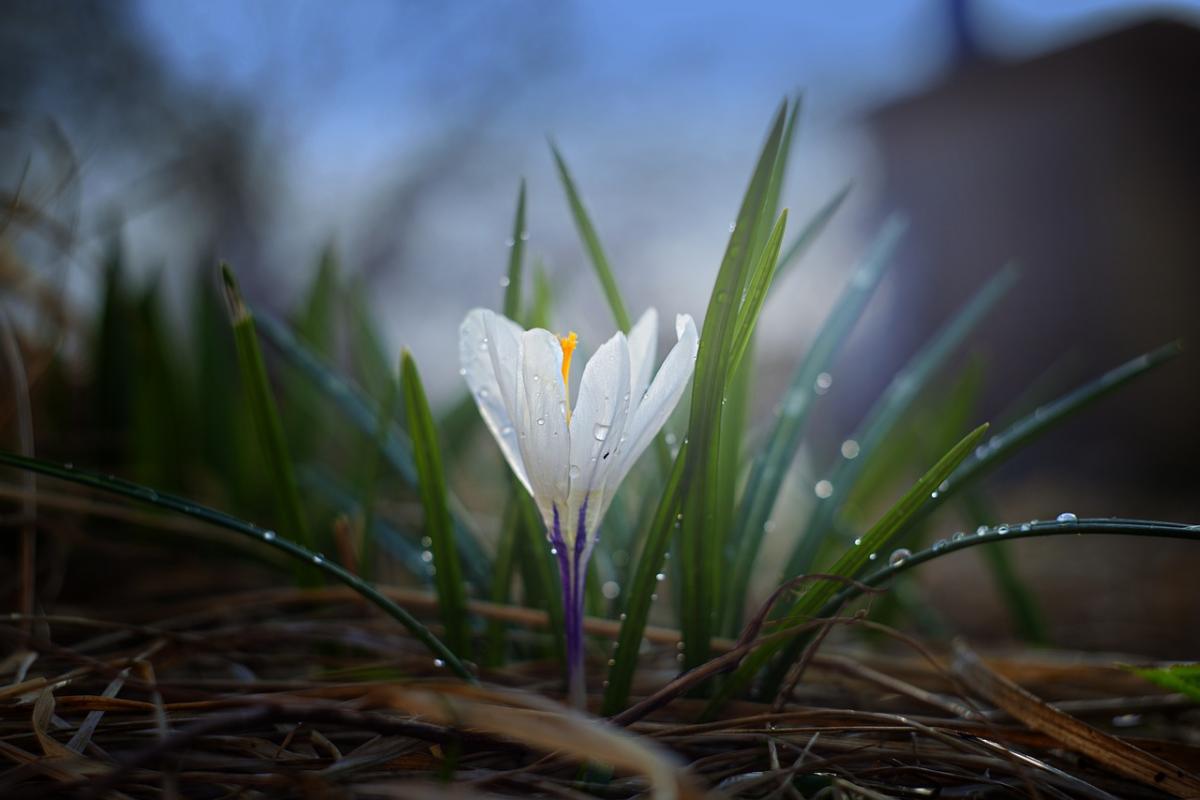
1131 664 1200 702
819 516 1199 620
779 264 1019 588
527 261 553 329
678 101 790 670
504 180 527 319
894 341 1183 540
723 217 906 633
0 449 475 681
729 209 788 370
401 350 471 657
550 143 632 332
707 423 989 716
346 279 397 404
221 264 318 586
774 185 851 282
252 309 492 588
602 444 688 716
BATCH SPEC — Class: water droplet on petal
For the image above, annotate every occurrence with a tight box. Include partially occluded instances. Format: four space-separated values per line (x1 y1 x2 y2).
536 417 545 426
593 423 610 441
1056 512 1078 524
569 465 581 480
888 548 911 567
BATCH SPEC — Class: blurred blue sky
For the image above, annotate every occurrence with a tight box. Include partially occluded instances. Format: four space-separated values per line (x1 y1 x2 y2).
123 0 1200 398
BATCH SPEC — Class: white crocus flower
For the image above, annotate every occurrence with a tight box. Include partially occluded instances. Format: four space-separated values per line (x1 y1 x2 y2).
459 307 698 706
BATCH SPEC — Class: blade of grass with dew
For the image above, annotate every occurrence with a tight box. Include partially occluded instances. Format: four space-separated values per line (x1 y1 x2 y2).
401 350 471 658
817 517 1200 622
251 308 492 588
722 217 907 634
779 264 1019 590
728 210 789 370
550 143 631 332
706 422 989 715
602 443 688 716
0 450 475 680
678 102 789 670
221 263 318 586
891 341 1183 542
504 179 527 320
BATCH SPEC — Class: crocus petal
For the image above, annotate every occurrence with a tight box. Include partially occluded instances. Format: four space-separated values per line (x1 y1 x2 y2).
566 330 632 546
626 307 658 419
616 313 698 479
516 328 571 527
459 308 530 494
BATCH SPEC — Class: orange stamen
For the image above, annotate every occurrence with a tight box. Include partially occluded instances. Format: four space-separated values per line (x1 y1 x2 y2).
560 331 578 422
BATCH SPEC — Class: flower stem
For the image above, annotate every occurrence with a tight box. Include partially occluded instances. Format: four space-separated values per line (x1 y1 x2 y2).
551 504 588 709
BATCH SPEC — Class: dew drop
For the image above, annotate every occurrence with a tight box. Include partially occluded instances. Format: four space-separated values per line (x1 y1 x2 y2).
312 554 324 565
593 423 610 441
814 372 833 394
814 480 833 499
650 593 658 601
952 531 966 542
840 439 860 459
932 539 947 552
665 432 678 446
263 530 276 541
498 275 511 288
458 367 467 376
532 374 540 382
536 417 545 426
501 425 513 435
996 524 1010 535
763 520 776 534
421 550 434 563
1019 522 1032 532
675 512 684 522
655 572 665 582
607 658 616 667
421 536 433 547
888 548 911 567
505 237 515 247
549 547 558 555
868 552 878 561
569 465 581 480
930 490 940 500
601 580 620 599
477 388 489 399
1056 512 1078 524
853 537 863 547
434 658 445 668
975 525 989 536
